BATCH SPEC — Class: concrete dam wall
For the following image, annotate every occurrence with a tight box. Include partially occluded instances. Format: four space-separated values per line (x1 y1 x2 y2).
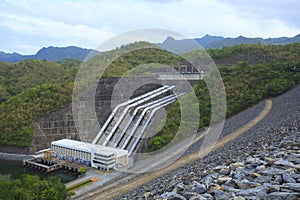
29 77 197 153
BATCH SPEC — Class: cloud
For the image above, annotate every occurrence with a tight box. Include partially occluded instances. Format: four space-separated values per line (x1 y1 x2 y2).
222 0 300 29
0 0 299 54
0 13 114 54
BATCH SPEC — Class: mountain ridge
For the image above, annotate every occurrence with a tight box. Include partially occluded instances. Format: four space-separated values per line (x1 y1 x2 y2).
0 46 101 63
0 34 299 63
159 34 300 52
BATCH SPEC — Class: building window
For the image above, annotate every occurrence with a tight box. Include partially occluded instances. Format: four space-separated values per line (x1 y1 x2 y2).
95 153 114 158
93 160 114 166
93 157 115 162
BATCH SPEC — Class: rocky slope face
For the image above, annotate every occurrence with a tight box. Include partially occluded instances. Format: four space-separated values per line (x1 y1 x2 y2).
119 84 300 199
153 132 300 200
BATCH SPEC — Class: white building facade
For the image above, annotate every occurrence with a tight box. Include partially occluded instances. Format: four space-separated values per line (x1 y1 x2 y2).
51 139 128 170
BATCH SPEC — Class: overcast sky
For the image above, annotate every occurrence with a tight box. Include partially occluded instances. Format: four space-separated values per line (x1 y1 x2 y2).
1 0 299 54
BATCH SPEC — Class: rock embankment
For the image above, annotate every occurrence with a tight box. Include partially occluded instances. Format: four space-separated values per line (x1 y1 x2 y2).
157 132 300 200
119 85 300 199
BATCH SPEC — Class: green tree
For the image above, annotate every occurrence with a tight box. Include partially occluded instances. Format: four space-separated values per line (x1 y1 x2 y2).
0 175 71 200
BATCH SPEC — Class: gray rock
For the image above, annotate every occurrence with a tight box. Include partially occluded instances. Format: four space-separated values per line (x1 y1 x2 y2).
290 172 300 180
261 183 280 193
258 151 266 158
280 136 299 148
273 174 283 184
213 190 233 200
235 179 253 190
261 167 286 176
216 176 231 185
280 188 294 193
284 153 300 164
210 173 219 179
189 193 213 200
219 166 231 175
282 183 300 192
161 192 186 200
245 156 256 164
274 159 294 167
263 192 300 200
222 185 240 193
193 183 207 194
154 195 163 200
230 172 246 181
213 165 223 171
234 166 245 174
189 194 207 200
187 193 214 200
208 183 224 193
240 167 255 176
250 160 267 168
183 192 202 199
233 197 245 200
282 173 296 183
202 176 213 187
202 193 214 200
273 151 285 158
237 186 268 197
253 175 272 184
224 178 237 188
143 191 153 198
263 157 276 165
268 146 280 152
230 162 244 170
175 182 186 191
255 165 266 171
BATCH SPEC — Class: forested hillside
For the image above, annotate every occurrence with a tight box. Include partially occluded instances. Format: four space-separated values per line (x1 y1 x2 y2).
0 59 80 102
0 175 71 199
0 43 299 148
148 61 300 151
150 43 300 150
0 59 79 146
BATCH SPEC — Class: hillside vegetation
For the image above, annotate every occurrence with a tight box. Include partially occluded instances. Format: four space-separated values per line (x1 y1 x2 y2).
0 174 71 199
147 61 300 151
0 43 299 148
0 59 79 147
0 59 80 102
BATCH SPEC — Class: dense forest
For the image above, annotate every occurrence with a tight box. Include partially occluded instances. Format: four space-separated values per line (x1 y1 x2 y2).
0 59 79 147
147 61 300 151
0 174 71 199
0 42 299 148
148 43 300 151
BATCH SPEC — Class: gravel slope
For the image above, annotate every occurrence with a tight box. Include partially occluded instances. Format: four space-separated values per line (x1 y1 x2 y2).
119 84 300 199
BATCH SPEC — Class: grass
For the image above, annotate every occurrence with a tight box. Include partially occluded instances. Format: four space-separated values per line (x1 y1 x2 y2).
67 177 99 192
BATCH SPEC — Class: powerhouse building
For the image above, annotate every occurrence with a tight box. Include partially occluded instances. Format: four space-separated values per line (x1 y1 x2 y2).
51 139 128 170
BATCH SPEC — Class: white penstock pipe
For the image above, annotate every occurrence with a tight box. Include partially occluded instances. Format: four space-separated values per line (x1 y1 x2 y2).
114 94 177 148
102 85 175 146
92 85 169 144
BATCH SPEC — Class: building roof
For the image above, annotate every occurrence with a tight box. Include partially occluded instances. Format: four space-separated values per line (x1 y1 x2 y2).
51 139 128 157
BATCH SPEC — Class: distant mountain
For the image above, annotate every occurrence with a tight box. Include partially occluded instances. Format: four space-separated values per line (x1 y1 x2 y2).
194 34 224 47
0 52 34 63
1 34 299 63
198 34 300 48
159 34 300 52
0 46 101 63
158 36 202 54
